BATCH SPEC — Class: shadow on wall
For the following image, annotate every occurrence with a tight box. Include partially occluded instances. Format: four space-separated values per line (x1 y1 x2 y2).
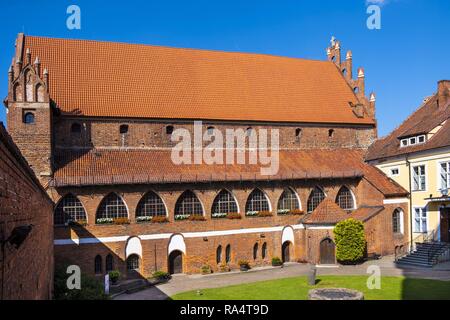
54 225 150 298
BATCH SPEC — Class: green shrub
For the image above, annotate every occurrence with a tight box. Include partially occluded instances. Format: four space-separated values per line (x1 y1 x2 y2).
108 270 121 284
238 260 250 268
152 270 171 280
271 257 283 266
334 218 366 264
201 265 212 274
54 265 109 300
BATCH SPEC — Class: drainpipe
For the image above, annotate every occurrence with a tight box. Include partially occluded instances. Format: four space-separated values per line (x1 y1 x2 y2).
406 155 414 250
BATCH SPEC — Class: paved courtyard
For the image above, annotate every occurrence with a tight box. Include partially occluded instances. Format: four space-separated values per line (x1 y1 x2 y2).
114 256 450 300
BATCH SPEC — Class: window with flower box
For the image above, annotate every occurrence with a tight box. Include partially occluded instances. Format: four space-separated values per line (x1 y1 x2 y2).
211 190 239 218
174 190 204 220
96 193 128 224
245 189 270 216
54 194 87 226
136 191 167 222
277 188 300 215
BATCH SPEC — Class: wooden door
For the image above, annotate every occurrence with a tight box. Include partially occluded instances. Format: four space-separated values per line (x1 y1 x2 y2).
169 250 183 274
320 238 335 264
440 209 450 243
282 242 290 262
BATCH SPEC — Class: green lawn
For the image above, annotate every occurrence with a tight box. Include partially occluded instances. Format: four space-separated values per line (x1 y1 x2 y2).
171 276 450 300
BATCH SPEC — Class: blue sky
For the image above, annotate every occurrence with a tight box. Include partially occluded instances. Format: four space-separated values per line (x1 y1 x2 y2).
0 0 448 136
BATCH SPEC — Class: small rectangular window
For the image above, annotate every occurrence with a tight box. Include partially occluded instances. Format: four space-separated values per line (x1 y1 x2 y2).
390 168 399 176
409 137 416 145
418 135 426 143
401 139 408 147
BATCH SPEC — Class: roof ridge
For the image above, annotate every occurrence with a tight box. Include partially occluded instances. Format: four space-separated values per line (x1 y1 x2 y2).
25 34 331 64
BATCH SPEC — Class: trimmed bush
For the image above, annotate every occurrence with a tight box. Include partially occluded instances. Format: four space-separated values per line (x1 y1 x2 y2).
108 270 120 284
152 270 171 281
54 265 109 300
201 265 212 274
271 257 283 266
334 218 366 264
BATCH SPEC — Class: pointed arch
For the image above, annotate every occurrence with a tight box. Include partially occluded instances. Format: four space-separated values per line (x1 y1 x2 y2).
261 242 267 259
245 188 271 213
105 254 114 272
393 208 404 234
168 234 186 255
94 255 102 274
35 83 45 102
96 192 128 223
125 236 142 258
136 191 167 219
307 186 326 213
253 243 259 260
13 82 23 101
216 245 222 264
54 193 87 226
277 187 301 213
24 68 34 102
225 244 231 263
211 189 239 217
335 186 356 210
174 190 204 217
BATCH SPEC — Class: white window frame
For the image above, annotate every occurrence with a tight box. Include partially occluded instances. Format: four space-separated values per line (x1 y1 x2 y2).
417 135 426 144
400 139 408 147
412 164 427 192
390 167 400 177
413 207 428 233
438 160 450 192
400 135 426 148
393 209 404 235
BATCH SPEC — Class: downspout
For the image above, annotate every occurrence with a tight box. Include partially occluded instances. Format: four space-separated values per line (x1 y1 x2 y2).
406 155 414 250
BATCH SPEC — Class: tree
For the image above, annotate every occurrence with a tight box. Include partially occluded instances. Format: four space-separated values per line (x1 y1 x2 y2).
334 218 366 264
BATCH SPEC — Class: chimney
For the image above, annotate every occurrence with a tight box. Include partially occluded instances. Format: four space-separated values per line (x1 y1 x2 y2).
438 80 450 109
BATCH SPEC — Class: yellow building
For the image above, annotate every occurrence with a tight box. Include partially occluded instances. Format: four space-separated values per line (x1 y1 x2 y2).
367 80 450 247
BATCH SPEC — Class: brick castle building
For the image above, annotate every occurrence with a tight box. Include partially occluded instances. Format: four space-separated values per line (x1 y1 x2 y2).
4 33 409 278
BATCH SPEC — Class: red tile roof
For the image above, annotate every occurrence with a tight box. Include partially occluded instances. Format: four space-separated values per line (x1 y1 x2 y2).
302 201 384 225
302 199 350 224
366 94 450 161
51 148 407 198
21 35 375 125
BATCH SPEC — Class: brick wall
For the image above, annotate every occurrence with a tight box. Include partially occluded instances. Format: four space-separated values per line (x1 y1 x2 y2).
54 117 376 150
0 123 53 300
52 176 407 276
7 101 52 185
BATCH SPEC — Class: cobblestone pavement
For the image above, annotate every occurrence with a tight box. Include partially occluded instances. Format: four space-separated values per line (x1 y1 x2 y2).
114 256 450 300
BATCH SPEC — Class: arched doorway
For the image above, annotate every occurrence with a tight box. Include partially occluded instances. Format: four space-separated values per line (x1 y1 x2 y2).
282 241 291 262
319 238 336 265
168 250 183 274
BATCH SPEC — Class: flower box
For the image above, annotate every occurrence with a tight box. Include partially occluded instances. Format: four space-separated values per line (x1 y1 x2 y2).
212 212 227 219
227 212 242 220
152 216 169 223
136 216 152 223
289 209 304 215
96 217 130 225
174 214 190 221
188 215 206 221
257 211 273 217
